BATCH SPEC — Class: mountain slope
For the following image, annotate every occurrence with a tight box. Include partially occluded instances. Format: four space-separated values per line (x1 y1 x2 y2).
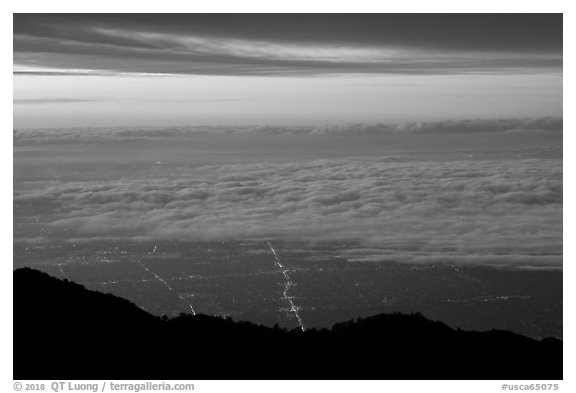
13 268 562 380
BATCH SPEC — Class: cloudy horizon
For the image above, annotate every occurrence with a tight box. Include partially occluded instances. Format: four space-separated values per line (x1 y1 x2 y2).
14 14 562 128
13 14 563 270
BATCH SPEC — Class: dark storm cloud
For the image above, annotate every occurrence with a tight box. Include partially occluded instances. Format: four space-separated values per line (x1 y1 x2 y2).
13 14 562 76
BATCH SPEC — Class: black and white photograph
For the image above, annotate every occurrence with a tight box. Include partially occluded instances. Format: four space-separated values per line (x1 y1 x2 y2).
10 7 567 387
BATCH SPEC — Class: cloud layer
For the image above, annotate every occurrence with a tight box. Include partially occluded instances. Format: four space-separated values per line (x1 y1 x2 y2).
14 158 562 269
14 98 105 105
13 117 563 145
14 14 562 76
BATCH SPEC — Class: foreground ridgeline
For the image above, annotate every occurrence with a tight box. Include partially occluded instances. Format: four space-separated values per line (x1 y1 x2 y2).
14 268 561 380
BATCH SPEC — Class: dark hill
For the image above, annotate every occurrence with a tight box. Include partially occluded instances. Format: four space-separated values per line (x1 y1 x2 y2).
14 268 562 380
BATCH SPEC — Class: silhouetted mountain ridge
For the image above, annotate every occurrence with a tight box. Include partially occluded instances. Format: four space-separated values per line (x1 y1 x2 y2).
14 268 561 380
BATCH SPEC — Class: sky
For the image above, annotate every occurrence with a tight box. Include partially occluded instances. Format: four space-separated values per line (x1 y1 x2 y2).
13 14 563 128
